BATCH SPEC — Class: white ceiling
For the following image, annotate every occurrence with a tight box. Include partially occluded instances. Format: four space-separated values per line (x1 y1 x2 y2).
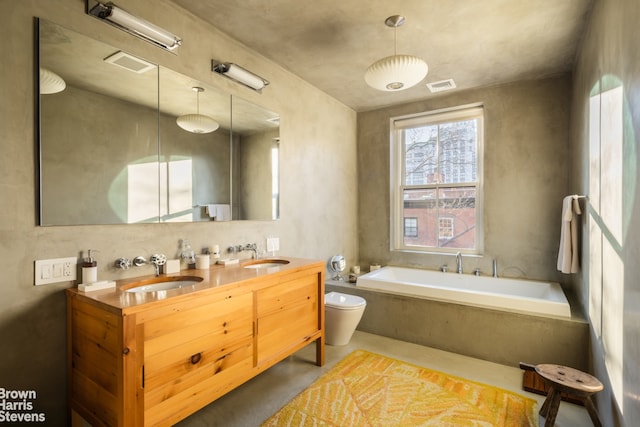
171 0 594 111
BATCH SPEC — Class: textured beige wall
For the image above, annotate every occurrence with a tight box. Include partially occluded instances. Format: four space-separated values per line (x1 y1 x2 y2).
0 0 356 424
571 0 640 425
358 76 571 283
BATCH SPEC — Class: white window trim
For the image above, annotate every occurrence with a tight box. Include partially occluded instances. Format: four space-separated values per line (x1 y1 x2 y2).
390 103 484 255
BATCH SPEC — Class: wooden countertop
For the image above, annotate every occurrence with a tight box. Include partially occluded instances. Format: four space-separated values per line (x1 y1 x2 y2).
65 257 324 312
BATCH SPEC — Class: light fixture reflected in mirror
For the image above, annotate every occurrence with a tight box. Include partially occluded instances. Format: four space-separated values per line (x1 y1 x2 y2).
176 87 219 134
212 61 269 92
39 68 66 94
365 15 428 91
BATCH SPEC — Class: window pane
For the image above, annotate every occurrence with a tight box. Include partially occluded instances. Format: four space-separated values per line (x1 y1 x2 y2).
402 187 476 250
403 188 437 247
404 125 437 185
439 120 477 184
438 187 476 249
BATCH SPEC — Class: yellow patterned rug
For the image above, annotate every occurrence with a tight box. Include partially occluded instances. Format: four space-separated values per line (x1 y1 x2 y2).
262 350 538 426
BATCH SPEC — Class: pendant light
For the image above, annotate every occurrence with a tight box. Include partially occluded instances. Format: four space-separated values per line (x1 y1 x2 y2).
176 87 219 134
39 68 66 94
365 15 428 91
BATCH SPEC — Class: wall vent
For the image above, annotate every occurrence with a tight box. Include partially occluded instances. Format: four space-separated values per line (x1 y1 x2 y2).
104 51 156 74
427 79 457 93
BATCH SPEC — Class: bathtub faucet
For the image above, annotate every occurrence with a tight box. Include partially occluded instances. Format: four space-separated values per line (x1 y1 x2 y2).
455 252 463 274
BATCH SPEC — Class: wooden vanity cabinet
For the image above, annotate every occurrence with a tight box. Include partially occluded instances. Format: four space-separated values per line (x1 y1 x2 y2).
67 261 324 427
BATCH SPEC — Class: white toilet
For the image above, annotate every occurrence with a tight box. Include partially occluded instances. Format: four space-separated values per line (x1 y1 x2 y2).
324 292 367 345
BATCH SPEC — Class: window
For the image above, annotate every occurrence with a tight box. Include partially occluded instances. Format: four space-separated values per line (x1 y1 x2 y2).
438 217 454 239
390 104 483 253
404 217 418 237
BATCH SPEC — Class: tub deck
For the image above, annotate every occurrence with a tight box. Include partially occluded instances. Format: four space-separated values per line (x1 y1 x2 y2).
356 266 571 318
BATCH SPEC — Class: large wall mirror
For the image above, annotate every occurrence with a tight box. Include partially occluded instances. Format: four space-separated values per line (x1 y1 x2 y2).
38 19 279 225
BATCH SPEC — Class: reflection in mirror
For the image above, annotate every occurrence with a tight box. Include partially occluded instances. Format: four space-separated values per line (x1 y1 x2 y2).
38 19 280 225
158 68 231 222
231 96 280 220
39 18 160 225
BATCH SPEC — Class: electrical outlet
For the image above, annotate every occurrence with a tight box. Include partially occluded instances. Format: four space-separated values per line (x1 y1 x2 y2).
266 237 280 253
35 257 77 286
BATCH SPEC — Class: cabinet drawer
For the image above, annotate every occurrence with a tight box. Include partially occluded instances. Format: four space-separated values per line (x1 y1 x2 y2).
143 292 253 359
256 274 318 318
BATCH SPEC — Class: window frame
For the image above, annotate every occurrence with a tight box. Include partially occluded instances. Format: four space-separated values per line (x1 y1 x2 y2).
390 103 484 255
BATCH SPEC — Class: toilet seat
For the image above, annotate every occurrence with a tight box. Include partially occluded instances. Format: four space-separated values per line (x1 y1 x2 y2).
325 291 366 310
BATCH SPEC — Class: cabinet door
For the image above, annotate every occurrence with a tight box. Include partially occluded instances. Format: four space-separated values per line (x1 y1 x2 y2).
256 274 320 366
142 289 254 426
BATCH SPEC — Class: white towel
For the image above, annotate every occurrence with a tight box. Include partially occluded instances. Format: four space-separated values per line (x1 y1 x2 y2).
557 195 582 273
205 204 231 221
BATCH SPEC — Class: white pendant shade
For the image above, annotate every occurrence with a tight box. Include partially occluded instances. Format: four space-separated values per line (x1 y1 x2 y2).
365 15 428 92
365 54 428 91
176 86 219 134
40 68 66 94
176 114 219 133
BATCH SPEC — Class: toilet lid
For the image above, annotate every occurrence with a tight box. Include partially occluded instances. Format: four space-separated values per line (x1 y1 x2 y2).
325 292 366 309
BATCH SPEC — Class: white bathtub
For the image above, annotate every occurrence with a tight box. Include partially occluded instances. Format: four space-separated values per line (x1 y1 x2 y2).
356 266 571 318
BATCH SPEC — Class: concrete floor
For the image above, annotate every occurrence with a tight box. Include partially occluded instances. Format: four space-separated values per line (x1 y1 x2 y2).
177 331 592 426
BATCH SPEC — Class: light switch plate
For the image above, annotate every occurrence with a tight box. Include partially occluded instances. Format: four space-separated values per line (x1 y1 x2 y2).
266 237 280 252
35 257 77 286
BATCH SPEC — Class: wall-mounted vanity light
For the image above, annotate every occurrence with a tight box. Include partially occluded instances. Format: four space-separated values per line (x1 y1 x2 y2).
87 1 182 52
212 61 269 92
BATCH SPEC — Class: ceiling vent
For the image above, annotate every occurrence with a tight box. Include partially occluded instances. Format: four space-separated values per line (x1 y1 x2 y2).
104 51 156 73
427 79 456 93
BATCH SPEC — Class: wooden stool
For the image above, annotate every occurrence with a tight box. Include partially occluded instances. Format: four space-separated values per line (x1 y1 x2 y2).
535 364 604 427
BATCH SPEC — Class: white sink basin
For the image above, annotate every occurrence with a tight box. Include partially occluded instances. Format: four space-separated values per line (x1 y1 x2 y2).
124 276 203 293
243 259 290 269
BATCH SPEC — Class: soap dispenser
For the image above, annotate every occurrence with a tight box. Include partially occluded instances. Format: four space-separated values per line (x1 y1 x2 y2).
82 250 98 284
180 239 196 269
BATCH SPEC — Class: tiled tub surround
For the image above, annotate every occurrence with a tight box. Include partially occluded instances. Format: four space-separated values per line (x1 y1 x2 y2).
326 278 588 370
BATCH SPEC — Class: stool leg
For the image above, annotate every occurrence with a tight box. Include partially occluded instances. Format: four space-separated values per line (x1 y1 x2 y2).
543 389 562 427
540 387 556 417
584 395 602 427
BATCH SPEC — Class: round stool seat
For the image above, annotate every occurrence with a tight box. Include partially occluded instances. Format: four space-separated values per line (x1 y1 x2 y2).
535 364 603 394
535 364 604 427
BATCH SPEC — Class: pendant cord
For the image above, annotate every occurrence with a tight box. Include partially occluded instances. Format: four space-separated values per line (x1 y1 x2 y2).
394 25 398 56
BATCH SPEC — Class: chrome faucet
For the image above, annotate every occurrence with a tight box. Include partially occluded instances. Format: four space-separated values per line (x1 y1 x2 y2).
492 259 498 278
245 243 259 259
149 254 167 277
456 252 463 274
